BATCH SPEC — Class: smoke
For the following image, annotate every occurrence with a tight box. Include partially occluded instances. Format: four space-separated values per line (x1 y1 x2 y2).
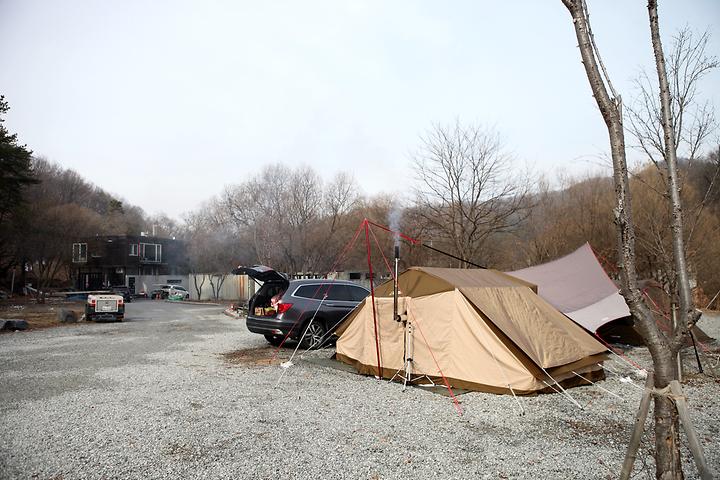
388 203 403 248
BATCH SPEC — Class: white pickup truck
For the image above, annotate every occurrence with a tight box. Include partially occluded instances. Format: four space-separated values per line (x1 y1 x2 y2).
85 294 125 322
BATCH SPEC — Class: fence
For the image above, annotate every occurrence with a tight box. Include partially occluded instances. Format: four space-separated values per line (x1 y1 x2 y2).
129 274 255 302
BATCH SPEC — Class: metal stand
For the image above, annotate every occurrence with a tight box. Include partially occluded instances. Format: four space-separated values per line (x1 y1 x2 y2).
390 320 436 390
388 243 435 390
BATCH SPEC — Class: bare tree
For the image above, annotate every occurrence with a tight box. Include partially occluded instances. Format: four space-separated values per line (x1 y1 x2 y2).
517 173 615 267
184 202 245 300
627 26 719 304
412 121 532 267
218 164 363 276
561 1 709 477
646 0 703 345
628 28 718 168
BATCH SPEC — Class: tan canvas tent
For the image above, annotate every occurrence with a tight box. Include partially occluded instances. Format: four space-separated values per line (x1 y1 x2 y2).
335 267 608 394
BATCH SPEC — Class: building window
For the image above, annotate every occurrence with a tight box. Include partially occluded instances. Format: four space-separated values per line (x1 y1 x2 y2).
140 243 162 263
129 244 138 256
72 243 87 263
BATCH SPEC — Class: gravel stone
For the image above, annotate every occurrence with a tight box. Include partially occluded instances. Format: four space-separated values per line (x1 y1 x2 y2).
0 301 718 479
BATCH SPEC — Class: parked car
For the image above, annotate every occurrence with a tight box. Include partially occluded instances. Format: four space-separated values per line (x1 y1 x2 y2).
233 265 370 348
151 284 190 300
110 285 133 303
85 294 125 322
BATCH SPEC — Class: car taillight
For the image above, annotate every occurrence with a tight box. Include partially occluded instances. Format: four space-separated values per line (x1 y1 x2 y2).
118 299 124 305
277 303 293 314
90 299 96 306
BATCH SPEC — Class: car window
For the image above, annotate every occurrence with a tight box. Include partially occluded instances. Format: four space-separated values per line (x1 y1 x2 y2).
348 286 369 302
325 284 352 301
294 285 327 300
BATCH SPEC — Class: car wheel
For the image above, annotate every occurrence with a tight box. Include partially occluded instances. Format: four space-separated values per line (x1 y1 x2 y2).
264 334 284 347
300 320 326 349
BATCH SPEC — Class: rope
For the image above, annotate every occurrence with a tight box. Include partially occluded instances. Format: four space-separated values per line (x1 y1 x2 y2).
650 385 685 401
642 288 712 354
540 367 583 409
593 333 646 371
572 370 625 401
364 219 419 245
274 294 327 388
601 363 645 392
406 304 463 415
270 220 365 359
487 338 525 415
541 380 563 395
368 224 395 281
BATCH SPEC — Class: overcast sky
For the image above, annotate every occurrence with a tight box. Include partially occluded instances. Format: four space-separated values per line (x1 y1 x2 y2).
1 1 718 220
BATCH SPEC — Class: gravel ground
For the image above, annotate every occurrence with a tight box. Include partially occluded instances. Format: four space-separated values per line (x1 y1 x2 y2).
0 301 718 479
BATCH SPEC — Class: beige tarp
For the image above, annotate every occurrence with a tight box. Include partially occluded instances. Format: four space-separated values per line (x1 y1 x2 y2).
336 267 607 394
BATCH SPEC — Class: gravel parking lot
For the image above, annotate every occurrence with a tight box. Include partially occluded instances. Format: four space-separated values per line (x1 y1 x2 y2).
1 301 718 479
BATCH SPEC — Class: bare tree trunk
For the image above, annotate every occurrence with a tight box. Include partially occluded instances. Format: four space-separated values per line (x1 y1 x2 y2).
645 4 699 476
560 1 684 477
208 276 217 300
193 274 206 301
647 0 701 353
213 274 227 300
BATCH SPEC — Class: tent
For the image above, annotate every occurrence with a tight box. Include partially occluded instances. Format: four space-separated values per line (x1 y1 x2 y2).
335 267 608 394
508 243 630 334
508 243 642 343
507 243 714 345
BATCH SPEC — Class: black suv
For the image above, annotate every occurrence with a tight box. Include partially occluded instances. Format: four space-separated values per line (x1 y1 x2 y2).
233 265 369 348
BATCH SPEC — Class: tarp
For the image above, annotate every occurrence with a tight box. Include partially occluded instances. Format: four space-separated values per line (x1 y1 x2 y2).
508 243 631 333
336 266 607 394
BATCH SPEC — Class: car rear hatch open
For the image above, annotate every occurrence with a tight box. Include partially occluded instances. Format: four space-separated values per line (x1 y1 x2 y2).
232 265 290 318
232 265 289 286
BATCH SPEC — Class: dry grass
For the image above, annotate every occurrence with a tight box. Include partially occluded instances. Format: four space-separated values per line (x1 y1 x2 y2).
0 297 85 332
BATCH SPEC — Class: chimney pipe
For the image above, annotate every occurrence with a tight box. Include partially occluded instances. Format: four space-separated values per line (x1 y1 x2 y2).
394 245 400 322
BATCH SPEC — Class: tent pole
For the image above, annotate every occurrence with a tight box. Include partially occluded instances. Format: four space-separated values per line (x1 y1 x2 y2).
364 220 382 378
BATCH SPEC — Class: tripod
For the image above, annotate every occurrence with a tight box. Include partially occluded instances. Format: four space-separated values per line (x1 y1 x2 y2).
388 245 434 390
390 318 436 390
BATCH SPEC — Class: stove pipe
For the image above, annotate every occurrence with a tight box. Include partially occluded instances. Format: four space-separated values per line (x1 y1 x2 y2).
394 245 400 322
